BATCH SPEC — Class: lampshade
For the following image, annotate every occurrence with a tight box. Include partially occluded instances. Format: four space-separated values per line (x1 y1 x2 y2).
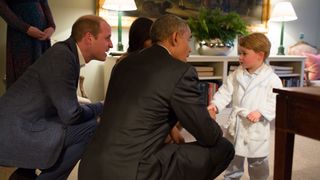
102 0 137 11
101 0 137 51
269 2 297 22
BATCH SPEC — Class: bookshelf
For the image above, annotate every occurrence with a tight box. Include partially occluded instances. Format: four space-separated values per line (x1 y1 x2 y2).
187 55 305 87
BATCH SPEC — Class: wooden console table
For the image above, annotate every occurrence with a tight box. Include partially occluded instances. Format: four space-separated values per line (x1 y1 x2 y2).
273 87 320 179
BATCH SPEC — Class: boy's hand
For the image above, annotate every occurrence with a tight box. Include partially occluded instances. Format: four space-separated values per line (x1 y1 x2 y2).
247 111 261 123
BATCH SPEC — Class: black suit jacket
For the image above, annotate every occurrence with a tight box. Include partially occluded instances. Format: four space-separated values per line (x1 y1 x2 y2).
79 45 222 180
0 38 102 169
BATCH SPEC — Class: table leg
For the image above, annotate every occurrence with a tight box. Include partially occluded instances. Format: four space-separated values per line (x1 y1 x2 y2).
274 129 295 180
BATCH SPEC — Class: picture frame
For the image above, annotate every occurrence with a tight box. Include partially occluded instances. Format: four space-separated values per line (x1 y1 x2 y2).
96 0 270 31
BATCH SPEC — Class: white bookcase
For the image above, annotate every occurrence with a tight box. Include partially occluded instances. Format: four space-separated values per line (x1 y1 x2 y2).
187 55 305 87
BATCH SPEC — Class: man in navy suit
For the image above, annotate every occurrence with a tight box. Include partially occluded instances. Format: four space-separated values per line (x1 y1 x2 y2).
0 15 113 180
79 14 234 180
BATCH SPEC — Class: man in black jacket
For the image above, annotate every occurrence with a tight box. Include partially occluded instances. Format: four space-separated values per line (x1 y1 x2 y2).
79 14 234 180
0 15 113 180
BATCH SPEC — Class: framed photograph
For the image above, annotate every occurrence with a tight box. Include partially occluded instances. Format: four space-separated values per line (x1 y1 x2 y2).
97 0 270 31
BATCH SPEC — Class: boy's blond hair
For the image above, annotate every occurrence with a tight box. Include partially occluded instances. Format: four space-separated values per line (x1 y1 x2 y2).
238 33 271 61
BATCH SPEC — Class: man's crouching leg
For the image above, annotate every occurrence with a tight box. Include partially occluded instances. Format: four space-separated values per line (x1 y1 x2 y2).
207 137 235 179
155 137 234 180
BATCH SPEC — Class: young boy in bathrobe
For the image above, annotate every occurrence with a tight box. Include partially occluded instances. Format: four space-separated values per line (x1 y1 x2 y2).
208 33 283 180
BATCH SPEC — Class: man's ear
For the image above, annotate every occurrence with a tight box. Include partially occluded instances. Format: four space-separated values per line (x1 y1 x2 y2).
84 32 93 45
169 32 179 46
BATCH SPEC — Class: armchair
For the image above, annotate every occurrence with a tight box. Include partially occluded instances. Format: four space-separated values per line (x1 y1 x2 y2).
288 41 320 86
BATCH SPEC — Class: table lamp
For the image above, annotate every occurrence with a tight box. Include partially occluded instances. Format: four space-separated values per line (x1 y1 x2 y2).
269 1 297 55
103 0 137 51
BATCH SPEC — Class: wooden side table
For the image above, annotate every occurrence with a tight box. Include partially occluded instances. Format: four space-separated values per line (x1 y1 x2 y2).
273 87 320 179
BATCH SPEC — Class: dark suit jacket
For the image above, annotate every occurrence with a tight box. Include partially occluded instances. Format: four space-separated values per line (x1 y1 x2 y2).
79 45 222 180
0 38 102 169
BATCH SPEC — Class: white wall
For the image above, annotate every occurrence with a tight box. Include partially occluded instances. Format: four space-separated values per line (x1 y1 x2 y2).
267 0 320 55
49 0 95 42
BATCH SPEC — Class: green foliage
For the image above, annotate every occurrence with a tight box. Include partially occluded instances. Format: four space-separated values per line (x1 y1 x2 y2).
188 7 248 45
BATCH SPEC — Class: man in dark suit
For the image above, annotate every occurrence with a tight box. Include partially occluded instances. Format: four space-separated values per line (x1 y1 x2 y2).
0 15 113 180
79 14 234 180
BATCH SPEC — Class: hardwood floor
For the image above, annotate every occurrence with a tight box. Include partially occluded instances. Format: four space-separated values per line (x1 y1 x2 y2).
0 167 15 180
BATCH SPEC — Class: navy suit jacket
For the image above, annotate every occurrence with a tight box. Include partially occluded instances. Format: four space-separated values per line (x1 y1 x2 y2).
0 38 102 169
79 45 223 180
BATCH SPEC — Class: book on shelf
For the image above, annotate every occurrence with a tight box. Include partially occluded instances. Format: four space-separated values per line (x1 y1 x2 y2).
281 77 300 87
274 70 294 74
271 65 294 71
197 71 214 77
198 81 220 106
271 65 294 75
194 66 214 77
195 66 214 72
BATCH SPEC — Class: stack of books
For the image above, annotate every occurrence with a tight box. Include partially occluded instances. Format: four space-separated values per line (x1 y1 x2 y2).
281 77 301 87
271 65 294 75
198 81 220 106
194 66 214 77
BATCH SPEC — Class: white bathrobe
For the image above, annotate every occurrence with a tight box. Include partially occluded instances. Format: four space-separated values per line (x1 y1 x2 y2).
212 63 283 157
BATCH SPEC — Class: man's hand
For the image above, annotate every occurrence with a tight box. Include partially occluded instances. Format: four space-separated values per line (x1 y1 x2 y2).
165 126 185 144
77 96 92 104
207 104 217 120
170 126 185 144
247 111 261 123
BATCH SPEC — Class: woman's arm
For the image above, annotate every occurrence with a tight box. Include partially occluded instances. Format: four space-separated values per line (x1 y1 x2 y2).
0 0 30 32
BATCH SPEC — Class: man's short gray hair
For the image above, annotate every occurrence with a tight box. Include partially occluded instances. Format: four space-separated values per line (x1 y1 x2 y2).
150 14 189 43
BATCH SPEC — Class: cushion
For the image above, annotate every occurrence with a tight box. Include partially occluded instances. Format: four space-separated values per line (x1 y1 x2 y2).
288 41 320 80
304 53 320 80
288 42 318 55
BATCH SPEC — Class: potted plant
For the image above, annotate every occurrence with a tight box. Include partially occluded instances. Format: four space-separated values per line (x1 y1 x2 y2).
188 7 248 55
